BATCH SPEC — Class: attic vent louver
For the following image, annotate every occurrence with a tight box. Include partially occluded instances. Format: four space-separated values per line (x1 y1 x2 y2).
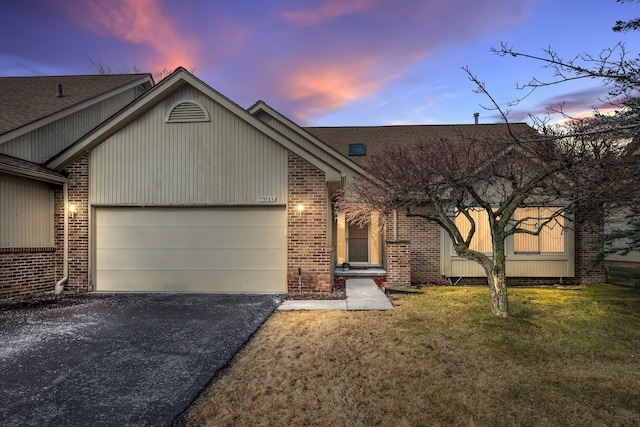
348 143 366 156
165 99 210 123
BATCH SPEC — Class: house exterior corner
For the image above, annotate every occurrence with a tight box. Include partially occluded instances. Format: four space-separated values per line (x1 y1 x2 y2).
286 152 335 295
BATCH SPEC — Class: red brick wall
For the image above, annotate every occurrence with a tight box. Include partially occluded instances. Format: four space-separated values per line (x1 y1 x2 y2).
0 249 57 299
286 153 334 295
386 241 411 286
60 153 91 292
385 208 441 284
573 206 606 284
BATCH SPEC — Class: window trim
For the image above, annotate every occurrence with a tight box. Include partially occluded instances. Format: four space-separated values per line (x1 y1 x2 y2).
450 206 568 257
452 207 495 255
513 207 565 254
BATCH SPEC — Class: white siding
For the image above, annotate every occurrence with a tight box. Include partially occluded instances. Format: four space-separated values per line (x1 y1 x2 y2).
0 174 54 247
90 86 288 205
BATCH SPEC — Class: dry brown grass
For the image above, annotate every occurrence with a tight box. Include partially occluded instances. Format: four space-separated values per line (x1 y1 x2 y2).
181 284 640 426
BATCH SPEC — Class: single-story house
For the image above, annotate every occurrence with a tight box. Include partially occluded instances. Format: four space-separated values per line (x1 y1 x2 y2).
0 67 606 300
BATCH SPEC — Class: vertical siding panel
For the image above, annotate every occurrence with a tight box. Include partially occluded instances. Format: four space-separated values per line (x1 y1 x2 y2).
0 88 139 163
0 176 54 247
90 85 287 206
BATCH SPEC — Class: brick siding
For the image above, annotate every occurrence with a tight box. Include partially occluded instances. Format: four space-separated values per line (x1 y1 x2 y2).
286 153 334 295
385 240 411 286
573 205 606 284
384 208 441 284
0 250 57 299
59 153 91 292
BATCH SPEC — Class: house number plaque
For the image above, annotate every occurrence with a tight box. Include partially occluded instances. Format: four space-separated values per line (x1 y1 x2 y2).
258 196 277 202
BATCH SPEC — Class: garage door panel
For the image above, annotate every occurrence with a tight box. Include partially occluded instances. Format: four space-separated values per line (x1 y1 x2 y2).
96 269 285 293
97 225 285 249
97 207 284 227
97 248 286 270
95 207 286 293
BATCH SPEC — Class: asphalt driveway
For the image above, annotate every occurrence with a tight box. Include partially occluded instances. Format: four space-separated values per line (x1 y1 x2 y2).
0 292 283 426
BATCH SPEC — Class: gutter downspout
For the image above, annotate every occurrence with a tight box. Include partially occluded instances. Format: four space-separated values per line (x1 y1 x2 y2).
393 209 398 241
55 182 69 295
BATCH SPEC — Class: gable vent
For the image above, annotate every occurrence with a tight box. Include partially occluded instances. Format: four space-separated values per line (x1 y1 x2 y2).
165 99 210 123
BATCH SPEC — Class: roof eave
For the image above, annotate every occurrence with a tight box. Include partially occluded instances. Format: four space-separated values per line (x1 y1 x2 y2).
0 163 68 184
47 69 342 182
248 101 374 182
0 74 154 144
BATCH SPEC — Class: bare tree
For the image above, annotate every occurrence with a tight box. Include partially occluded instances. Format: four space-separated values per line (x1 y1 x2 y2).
89 59 192 82
339 1 640 316
488 3 640 262
89 58 143 75
337 121 635 317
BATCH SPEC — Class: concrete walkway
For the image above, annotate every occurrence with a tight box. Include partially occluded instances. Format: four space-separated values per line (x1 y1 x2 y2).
278 278 394 311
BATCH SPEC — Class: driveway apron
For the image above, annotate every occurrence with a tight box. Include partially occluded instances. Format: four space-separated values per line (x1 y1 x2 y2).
0 293 283 427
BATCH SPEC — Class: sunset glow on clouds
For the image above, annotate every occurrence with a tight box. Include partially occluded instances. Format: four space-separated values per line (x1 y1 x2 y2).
2 0 639 125
281 0 375 27
64 0 199 72
242 0 533 123
279 59 394 122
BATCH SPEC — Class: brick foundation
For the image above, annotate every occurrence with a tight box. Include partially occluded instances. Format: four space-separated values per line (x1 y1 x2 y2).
386 241 411 286
0 250 58 299
384 209 441 284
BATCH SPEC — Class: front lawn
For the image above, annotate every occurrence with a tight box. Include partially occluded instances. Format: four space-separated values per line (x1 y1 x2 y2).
181 284 640 426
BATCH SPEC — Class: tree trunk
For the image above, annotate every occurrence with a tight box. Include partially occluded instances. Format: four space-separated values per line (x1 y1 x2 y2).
486 265 509 317
486 236 509 317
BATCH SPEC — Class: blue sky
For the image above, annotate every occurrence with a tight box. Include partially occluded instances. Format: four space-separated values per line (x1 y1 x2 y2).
1 0 639 126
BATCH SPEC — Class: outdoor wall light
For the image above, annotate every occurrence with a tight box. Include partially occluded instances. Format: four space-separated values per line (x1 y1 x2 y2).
296 204 305 216
68 204 78 219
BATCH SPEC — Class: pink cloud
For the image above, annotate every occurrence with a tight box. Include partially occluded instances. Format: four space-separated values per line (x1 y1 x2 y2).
65 0 198 73
269 42 426 124
264 0 530 122
281 59 394 122
281 0 376 26
505 87 618 122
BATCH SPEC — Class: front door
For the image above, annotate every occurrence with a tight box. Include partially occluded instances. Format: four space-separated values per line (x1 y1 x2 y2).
347 223 369 263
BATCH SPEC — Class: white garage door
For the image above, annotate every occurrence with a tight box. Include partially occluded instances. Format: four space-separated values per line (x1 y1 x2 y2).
95 207 286 293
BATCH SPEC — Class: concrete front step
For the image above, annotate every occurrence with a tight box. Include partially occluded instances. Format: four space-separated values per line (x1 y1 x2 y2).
278 278 393 311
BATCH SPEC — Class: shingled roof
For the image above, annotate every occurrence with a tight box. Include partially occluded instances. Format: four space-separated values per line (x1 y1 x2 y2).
304 123 536 168
0 74 153 136
0 153 66 183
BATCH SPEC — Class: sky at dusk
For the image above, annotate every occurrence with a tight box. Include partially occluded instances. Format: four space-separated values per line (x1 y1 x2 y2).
2 0 640 126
